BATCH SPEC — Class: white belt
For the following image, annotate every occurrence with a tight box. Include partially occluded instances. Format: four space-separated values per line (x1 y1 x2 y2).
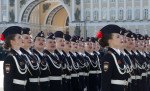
71 74 79 77
62 75 66 78
84 73 89 76
97 70 102 74
40 77 50 82
65 76 71 79
78 72 84 76
148 72 150 75
136 76 141 79
13 79 27 86
131 76 136 79
89 71 97 74
111 80 128 86
29 78 39 82
49 76 62 80
128 78 131 83
141 73 147 76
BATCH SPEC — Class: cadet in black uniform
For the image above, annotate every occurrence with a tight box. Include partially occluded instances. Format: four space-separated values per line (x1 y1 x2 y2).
93 37 102 91
2 26 28 91
69 36 82 91
144 35 150 91
20 27 40 91
76 37 86 91
63 34 73 91
84 37 99 91
97 24 128 91
136 34 148 91
54 31 68 91
43 32 62 91
32 31 50 91
120 30 133 91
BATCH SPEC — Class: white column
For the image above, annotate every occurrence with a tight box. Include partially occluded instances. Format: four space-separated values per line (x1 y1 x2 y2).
90 0 93 21
6 0 9 22
0 0 2 22
132 0 134 20
15 0 18 22
140 0 143 20
107 0 110 21
115 0 118 21
98 0 102 21
124 0 126 20
72 0 75 21
81 0 84 21
148 0 150 20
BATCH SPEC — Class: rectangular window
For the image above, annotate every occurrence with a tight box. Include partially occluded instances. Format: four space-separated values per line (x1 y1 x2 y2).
94 10 98 20
85 10 90 20
110 10 115 19
144 9 148 19
2 10 7 21
127 9 132 20
119 9 123 19
102 8 107 19
135 9 140 19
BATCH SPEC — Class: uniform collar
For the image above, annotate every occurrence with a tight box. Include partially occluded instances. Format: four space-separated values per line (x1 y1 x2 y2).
112 47 121 55
36 50 43 56
15 50 22 55
26 50 32 54
58 50 63 55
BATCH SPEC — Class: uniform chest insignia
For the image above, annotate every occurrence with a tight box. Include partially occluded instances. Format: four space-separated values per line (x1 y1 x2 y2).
131 60 134 63
117 60 121 64
5 64 11 73
20 62 25 66
103 61 109 72
31 60 36 63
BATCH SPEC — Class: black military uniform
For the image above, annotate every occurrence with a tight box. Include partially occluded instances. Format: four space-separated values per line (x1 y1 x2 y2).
63 34 73 91
76 37 87 91
136 34 148 91
93 37 102 91
54 31 68 91
43 32 62 91
20 28 40 91
32 31 50 91
144 35 150 91
2 26 28 91
85 37 99 91
97 25 128 91
69 36 82 91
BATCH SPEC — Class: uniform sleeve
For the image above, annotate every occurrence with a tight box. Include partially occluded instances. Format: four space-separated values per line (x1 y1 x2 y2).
101 54 113 91
3 56 15 91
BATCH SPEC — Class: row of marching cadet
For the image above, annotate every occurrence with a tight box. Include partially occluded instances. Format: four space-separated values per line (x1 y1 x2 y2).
1 24 150 91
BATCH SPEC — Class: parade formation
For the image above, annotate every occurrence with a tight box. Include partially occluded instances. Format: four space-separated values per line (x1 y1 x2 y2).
1 24 150 91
